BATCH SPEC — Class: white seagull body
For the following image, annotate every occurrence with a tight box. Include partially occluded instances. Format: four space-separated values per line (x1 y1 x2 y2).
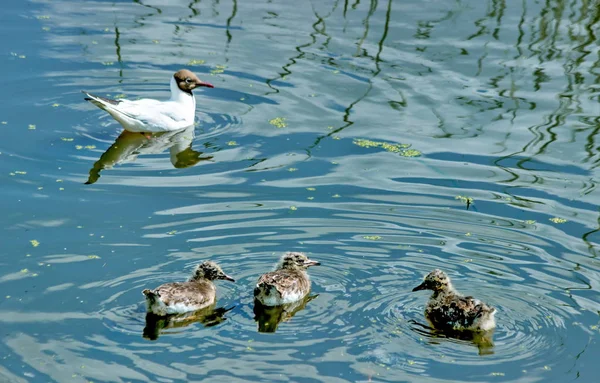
83 69 213 133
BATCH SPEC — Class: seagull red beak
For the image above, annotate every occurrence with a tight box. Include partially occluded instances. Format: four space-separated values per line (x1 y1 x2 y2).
196 81 214 88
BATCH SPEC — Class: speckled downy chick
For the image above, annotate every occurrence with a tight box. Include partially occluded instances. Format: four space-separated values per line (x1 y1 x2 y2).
143 261 234 316
254 252 320 306
412 269 496 331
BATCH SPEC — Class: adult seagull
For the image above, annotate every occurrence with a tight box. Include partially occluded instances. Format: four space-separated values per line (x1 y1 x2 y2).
83 69 214 133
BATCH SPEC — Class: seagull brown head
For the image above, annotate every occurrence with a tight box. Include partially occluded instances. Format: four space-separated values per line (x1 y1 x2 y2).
174 69 214 94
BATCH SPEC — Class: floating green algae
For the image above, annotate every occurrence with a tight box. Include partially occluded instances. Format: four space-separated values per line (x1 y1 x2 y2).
211 64 226 74
353 138 421 157
269 117 287 128
455 195 474 205
187 59 206 66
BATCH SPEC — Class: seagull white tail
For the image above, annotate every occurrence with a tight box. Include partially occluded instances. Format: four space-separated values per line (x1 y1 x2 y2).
82 91 145 131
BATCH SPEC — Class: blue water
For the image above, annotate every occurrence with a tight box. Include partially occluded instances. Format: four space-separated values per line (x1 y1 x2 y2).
1 0 599 382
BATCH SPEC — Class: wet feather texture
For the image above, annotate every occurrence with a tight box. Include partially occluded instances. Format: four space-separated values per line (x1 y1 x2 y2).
412 269 496 332
254 252 320 306
143 261 234 316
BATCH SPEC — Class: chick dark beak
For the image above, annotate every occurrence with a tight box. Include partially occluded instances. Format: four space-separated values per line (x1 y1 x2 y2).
222 274 235 282
412 282 426 292
196 81 214 88
305 260 320 267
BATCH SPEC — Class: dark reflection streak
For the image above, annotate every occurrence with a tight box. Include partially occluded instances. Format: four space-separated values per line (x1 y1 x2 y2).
500 0 526 129
582 227 599 257
586 124 600 167
188 0 200 17
523 115 559 162
573 5 600 164
548 1 565 61
352 0 361 10
469 1 502 76
581 210 599 257
492 160 519 183
309 0 339 47
475 48 487 77
114 27 123 79
415 10 456 41
355 0 377 56
244 157 268 171
133 0 162 15
532 2 583 158
264 1 336 95
226 0 238 43
343 0 350 33
580 178 597 195
467 17 488 41
412 9 457 139
318 0 340 21
264 0 338 95
224 0 238 59
509 194 544 207
491 0 505 40
488 2 550 176
213 0 220 18
132 0 162 29
373 0 389 70
509 1 575 167
526 2 547 61
485 0 529 130
469 0 505 83
566 336 591 376
264 28 316 95
308 0 392 152
515 0 526 58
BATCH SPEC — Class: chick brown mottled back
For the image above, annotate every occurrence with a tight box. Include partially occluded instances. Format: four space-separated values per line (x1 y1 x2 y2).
254 252 320 306
143 261 234 316
412 269 496 331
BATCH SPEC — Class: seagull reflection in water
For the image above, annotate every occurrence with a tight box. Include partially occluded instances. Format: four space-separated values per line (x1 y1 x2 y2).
85 125 213 184
143 305 234 341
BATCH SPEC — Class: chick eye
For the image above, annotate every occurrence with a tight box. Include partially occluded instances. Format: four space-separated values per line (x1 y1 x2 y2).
185 78 192 83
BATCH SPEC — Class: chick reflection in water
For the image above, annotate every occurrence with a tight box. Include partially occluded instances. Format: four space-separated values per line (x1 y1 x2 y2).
253 294 318 333
253 252 320 333
85 125 213 184
143 305 234 340
409 319 495 355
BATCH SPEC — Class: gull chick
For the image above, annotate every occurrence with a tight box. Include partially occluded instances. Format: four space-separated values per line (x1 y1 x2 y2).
254 252 320 306
143 261 234 316
412 269 496 332
83 69 213 133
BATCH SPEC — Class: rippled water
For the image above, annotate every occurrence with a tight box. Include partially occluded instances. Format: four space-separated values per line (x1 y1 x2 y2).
1 0 599 382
